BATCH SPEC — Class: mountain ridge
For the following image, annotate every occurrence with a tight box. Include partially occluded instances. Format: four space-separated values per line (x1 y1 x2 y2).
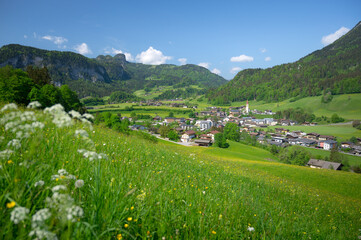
206 21 361 104
0 44 227 98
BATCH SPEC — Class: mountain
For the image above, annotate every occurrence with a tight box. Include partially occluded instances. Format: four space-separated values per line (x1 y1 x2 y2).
206 21 361 104
0 44 227 98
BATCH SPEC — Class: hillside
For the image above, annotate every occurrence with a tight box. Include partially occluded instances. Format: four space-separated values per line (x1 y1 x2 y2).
207 21 361 104
1 103 361 239
0 44 227 98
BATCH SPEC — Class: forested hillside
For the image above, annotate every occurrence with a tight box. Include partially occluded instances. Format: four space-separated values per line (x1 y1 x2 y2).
206 21 361 104
0 45 227 98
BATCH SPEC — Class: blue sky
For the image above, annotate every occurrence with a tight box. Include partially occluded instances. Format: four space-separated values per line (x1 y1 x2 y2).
0 0 360 79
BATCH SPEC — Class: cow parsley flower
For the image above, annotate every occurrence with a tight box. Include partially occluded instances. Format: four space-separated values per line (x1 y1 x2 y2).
29 229 57 240
0 149 14 159
31 208 52 228
34 180 45 187
69 110 82 119
82 113 94 120
7 139 21 150
27 101 42 109
52 185 67 192
10 206 29 224
75 129 89 138
247 226 255 232
1 103 18 112
66 205 84 222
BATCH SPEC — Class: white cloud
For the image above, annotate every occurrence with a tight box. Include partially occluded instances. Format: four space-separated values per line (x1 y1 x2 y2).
42 35 68 46
211 68 221 75
260 48 267 53
178 58 187 65
74 43 92 55
124 53 134 61
198 62 210 69
135 46 171 65
230 54 254 62
230 67 242 74
265 56 271 61
24 35 28 39
321 26 350 46
111 48 123 54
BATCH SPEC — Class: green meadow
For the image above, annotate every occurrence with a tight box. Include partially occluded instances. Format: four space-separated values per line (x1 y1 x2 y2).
1 104 361 239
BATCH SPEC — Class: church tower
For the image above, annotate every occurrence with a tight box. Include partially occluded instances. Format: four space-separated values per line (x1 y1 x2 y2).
246 100 249 114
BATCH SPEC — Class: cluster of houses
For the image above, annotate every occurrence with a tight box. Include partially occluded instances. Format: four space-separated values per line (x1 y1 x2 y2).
247 127 361 155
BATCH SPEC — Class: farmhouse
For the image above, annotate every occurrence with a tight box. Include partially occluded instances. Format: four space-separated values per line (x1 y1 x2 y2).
181 130 196 143
307 159 343 170
322 140 337 150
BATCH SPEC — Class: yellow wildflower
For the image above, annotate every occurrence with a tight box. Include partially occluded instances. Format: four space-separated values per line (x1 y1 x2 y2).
7 160 13 164
7 201 16 208
116 233 123 240
130 206 134 210
127 217 132 221
124 224 129 228
212 230 216 234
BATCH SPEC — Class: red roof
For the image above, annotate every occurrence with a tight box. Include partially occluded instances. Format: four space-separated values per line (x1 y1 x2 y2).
185 130 196 135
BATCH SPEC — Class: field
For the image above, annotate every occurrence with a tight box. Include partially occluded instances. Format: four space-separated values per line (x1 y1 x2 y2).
1 104 361 239
134 85 204 100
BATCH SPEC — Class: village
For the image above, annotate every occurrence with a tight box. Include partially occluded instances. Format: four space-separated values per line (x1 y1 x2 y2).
128 101 361 160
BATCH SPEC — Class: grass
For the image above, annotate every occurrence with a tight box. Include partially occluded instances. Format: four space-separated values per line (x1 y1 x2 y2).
134 85 204 100
1 104 361 239
266 123 361 141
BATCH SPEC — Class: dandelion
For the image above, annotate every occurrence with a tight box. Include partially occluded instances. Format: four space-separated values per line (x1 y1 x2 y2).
127 217 132 221
27 101 42 109
7 160 13 164
247 226 255 232
117 233 123 240
130 206 134 210
34 180 45 187
124 223 129 228
10 206 29 224
75 179 84 188
7 201 16 208
211 230 216 234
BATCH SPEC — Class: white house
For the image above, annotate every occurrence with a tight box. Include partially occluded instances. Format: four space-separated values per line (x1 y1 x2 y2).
181 130 196 143
195 120 213 131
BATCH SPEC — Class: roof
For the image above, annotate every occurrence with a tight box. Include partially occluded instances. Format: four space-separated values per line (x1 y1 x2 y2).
209 130 220 134
307 159 343 170
194 139 212 144
323 140 337 144
185 130 196 135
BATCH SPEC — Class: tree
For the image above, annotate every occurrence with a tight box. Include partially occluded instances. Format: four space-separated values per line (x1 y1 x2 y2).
167 130 179 141
168 112 174 117
329 145 347 163
159 125 170 138
223 122 240 142
331 113 344 123
214 133 229 148
26 66 51 86
59 85 83 112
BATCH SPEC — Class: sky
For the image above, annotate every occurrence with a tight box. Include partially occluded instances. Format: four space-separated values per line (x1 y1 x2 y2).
0 0 360 80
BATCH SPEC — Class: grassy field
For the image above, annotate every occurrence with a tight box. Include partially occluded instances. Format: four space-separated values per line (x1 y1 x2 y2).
134 85 204 100
230 93 361 120
2 104 361 239
266 123 361 141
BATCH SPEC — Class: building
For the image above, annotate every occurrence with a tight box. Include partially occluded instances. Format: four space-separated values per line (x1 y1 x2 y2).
323 140 337 150
195 120 214 131
307 159 343 170
181 130 196 143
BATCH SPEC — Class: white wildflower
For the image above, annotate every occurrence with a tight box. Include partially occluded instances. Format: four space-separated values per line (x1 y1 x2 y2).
67 174 76 180
66 205 84 222
77 149 108 161
31 208 52 227
75 129 89 138
10 206 29 224
29 229 58 240
32 121 45 129
1 103 18 112
58 169 68 176
0 149 14 159
68 110 82 119
16 131 30 139
75 179 84 188
7 139 21 150
34 180 45 187
27 101 42 109
82 113 94 120
52 185 67 192
247 226 255 232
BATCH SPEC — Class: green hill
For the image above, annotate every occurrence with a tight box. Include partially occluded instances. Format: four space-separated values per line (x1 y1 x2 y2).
207 21 361 104
0 44 227 98
1 103 361 239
